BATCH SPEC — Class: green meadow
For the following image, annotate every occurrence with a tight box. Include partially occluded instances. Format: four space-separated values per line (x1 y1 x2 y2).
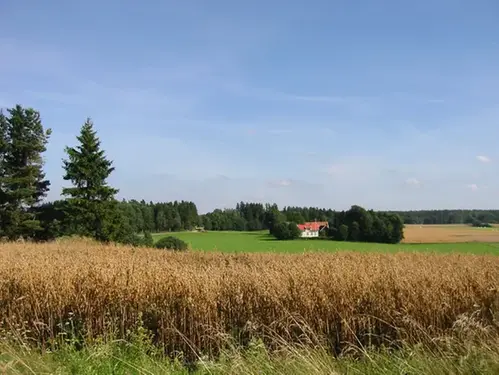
152 230 499 255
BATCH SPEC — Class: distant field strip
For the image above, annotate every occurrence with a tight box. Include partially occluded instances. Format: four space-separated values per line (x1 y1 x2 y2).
403 224 499 243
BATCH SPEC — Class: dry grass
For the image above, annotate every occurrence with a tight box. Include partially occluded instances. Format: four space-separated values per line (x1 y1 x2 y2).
1 240 498 359
403 224 499 243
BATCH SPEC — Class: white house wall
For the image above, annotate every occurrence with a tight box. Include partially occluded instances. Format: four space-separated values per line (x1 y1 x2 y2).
300 230 319 238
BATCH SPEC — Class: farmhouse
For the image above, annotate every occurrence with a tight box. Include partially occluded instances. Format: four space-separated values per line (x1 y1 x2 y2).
297 221 329 238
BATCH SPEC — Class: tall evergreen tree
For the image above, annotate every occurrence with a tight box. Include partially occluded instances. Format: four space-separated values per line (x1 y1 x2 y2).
61 118 123 242
0 111 9 215
0 105 51 239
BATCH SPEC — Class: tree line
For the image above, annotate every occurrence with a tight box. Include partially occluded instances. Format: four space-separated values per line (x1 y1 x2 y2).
0 104 495 246
390 210 499 225
200 205 499 234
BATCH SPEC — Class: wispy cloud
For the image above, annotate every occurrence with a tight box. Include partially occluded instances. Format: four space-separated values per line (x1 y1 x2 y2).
277 93 371 104
268 179 293 187
467 183 479 191
405 177 421 186
224 83 448 110
267 128 293 135
326 164 343 176
225 83 376 106
476 155 491 163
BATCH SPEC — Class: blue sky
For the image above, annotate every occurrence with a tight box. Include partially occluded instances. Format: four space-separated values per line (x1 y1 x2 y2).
1 0 498 213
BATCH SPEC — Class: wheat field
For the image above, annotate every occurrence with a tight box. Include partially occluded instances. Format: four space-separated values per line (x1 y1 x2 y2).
403 224 499 243
1 239 498 359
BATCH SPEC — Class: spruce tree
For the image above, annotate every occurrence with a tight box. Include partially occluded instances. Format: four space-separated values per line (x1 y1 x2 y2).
61 118 122 242
0 110 9 237
0 105 51 240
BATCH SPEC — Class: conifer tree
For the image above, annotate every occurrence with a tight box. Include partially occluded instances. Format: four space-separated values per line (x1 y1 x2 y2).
0 110 9 237
61 118 123 242
0 105 51 239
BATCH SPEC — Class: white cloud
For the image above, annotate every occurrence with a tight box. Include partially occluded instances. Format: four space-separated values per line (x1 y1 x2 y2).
405 177 421 186
267 129 293 135
268 179 292 187
476 155 491 163
466 183 479 191
279 94 367 104
326 164 343 175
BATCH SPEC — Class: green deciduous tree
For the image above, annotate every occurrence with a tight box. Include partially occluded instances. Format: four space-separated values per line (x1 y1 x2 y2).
338 224 349 241
350 221 361 242
156 208 167 232
0 105 51 240
272 222 301 240
61 118 124 242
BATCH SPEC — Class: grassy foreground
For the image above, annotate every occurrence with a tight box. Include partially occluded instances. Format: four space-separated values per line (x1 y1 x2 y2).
2 337 499 374
152 230 499 254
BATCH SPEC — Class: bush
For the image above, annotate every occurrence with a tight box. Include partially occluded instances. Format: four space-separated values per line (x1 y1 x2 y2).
155 236 188 251
288 222 301 239
142 231 154 247
471 221 492 228
272 222 301 240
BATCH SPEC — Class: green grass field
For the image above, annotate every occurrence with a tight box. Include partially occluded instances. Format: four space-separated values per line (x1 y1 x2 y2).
152 230 499 254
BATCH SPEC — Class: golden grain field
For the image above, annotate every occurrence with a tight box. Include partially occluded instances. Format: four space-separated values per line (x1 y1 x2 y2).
1 240 498 358
403 224 499 243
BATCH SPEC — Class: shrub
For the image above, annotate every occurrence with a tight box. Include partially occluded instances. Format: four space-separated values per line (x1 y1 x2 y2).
272 222 301 240
155 236 188 251
142 231 154 247
471 219 492 228
288 222 301 239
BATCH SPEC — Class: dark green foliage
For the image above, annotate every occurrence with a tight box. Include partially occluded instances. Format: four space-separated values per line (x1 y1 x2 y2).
393 209 499 225
111 199 199 234
326 225 337 239
34 200 67 241
175 200 198 230
0 105 51 240
284 210 305 224
471 220 492 228
288 222 301 239
272 222 290 240
155 236 188 251
338 224 349 241
350 221 360 241
61 119 126 243
272 222 301 240
323 206 404 244
143 231 154 247
265 206 286 235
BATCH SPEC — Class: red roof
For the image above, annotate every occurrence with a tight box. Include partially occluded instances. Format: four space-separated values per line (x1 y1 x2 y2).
297 221 329 231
